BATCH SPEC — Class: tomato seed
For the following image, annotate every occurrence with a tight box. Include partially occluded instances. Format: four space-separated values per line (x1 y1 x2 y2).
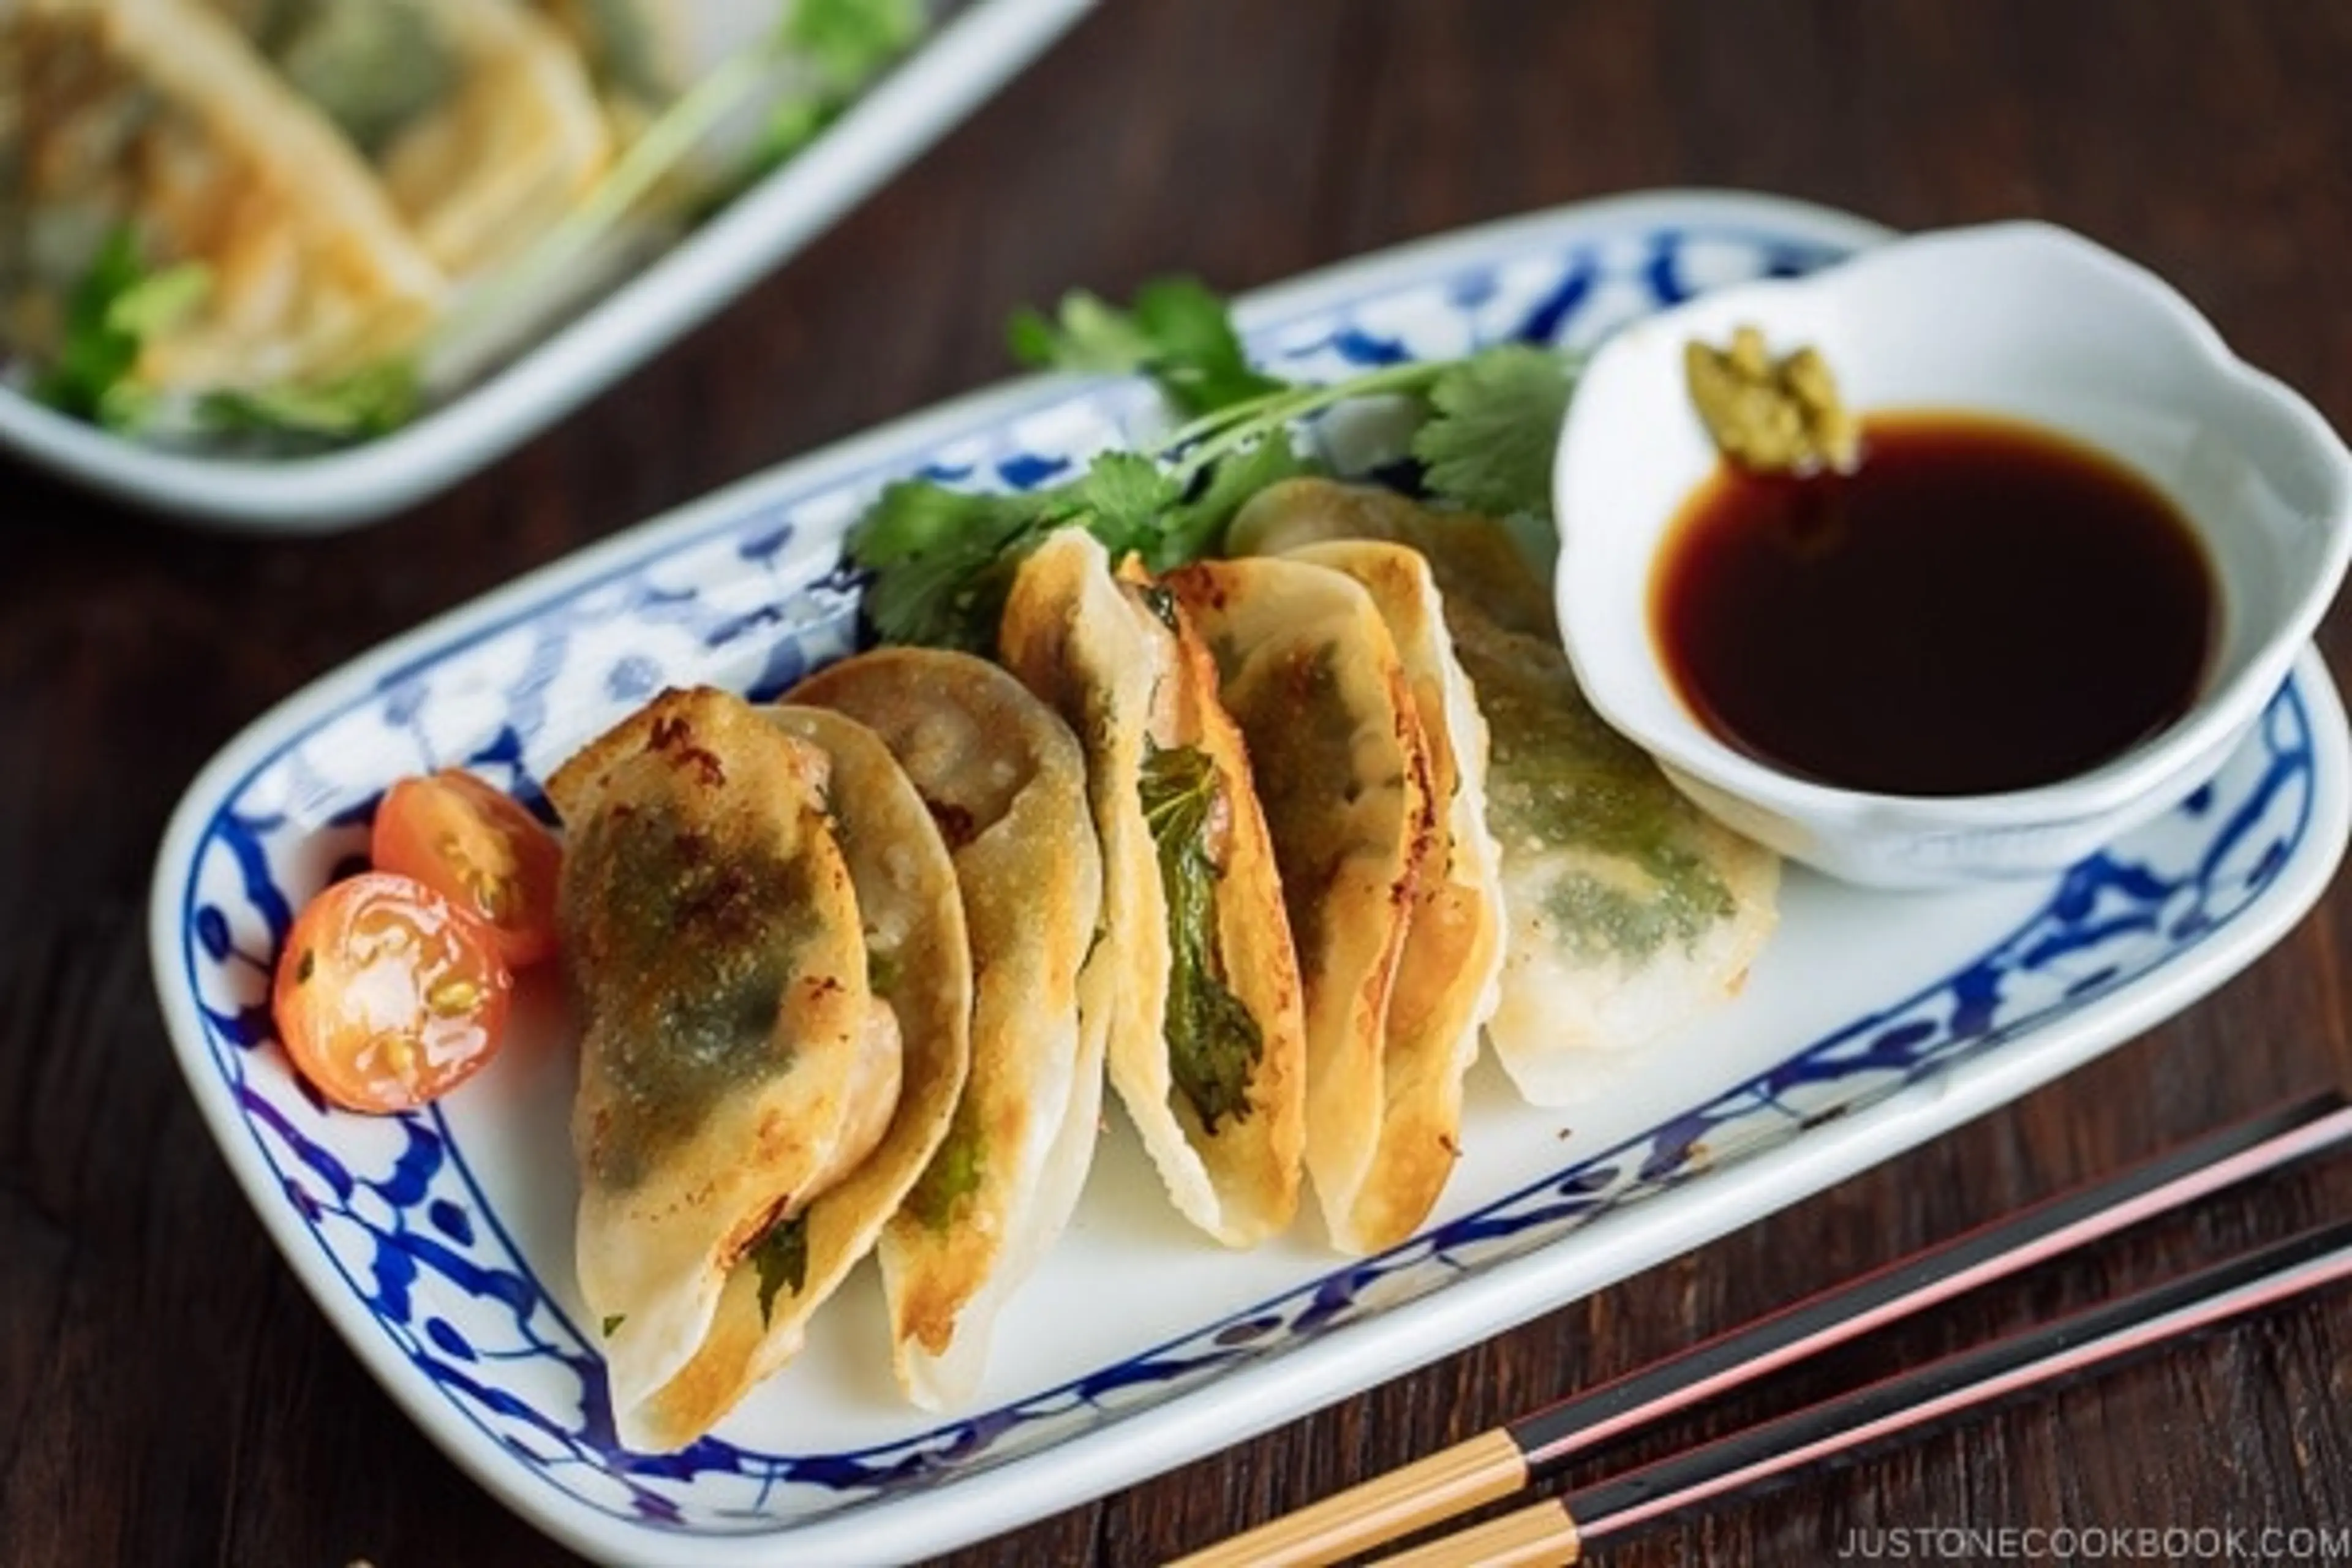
470 870 518 922
429 979 481 1016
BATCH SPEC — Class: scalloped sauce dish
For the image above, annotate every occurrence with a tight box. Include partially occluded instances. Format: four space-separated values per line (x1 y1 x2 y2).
1556 221 2352 889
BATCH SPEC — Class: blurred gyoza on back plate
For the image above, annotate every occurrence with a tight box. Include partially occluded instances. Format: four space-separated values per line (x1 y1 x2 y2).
0 0 927 447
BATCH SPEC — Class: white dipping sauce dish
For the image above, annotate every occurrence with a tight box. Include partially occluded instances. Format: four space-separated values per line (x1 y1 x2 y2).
1552 221 2352 889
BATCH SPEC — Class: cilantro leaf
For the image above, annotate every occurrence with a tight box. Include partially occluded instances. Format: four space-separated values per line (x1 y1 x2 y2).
748 1212 810 1326
1063 450 1180 553
198 360 421 445
1142 430 1313 570
850 479 1046 651
38 230 146 421
109 262 213 341
848 476 1031 567
853 428 1322 647
757 95 842 167
1411 345 1577 521
1007 291 1155 374
1139 743 1263 1132
36 230 210 429
856 287 1580 652
752 0 921 169
782 0 923 88
850 450 1186 649
1129 277 1289 416
1009 275 1287 418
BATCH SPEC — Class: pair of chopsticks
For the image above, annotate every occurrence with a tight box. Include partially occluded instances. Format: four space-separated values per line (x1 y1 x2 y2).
1173 1090 2352 1567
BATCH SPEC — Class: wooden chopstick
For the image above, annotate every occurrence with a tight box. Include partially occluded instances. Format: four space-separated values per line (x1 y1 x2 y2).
1169 1090 2352 1568
1377 1217 2352 1566
1167 1430 1530 1568
1369 1496 1577 1568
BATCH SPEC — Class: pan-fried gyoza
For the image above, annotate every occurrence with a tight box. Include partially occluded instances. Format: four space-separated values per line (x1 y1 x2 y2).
469 276 1790 1449
521 462 1778 1447
547 686 968 1451
1230 480 1781 1104
790 647 1107 1412
200 0 614 279
0 0 445 399
1272 540 1507 1251
1162 556 1442 1255
1000 528 1308 1248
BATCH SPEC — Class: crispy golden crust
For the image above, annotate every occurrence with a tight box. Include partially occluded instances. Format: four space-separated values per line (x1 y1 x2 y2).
1234 481 1782 1108
551 687 885 1442
1287 541 1507 1253
792 647 1106 1409
1001 530 1304 1246
1152 560 1308 1244
628 704 972 1450
1000 530 1169 1213
1228 478 1558 639
1166 556 1436 1254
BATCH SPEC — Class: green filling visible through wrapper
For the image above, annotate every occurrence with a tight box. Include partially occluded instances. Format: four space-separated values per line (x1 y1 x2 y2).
903 1098 987 1231
1452 614 1735 963
747 1212 810 1326
1139 743 1263 1133
571 799 820 1188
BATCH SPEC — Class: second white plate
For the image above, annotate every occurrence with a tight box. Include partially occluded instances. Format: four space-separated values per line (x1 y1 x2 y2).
0 0 1094 532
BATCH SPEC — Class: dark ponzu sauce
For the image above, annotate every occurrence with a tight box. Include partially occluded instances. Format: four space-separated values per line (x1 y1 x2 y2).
1654 413 2216 796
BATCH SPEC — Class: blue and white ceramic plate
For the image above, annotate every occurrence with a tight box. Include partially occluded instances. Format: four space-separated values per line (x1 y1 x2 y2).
148 191 2351 1566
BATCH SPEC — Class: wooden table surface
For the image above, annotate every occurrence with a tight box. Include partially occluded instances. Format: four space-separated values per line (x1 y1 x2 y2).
6 2 2350 1564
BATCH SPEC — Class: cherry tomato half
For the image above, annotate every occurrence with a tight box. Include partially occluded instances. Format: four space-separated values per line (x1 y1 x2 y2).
271 872 514 1114
371 770 564 968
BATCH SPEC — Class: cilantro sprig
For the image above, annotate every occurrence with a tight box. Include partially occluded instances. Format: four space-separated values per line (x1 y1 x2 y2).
31 230 420 447
35 230 211 429
848 413 1311 650
198 361 423 447
1010 277 1287 417
1411 344 1575 521
750 0 925 168
848 274 1580 651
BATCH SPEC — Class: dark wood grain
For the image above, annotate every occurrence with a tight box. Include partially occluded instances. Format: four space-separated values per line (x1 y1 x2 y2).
4 2 2350 1564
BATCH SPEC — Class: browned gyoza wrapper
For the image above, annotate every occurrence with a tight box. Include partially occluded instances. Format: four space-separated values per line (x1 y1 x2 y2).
1230 480 1779 1106
1176 541 1513 1252
1167 554 1482 1255
1000 527 1306 1247
548 687 968 1451
791 647 1104 1411
1284 540 1506 1250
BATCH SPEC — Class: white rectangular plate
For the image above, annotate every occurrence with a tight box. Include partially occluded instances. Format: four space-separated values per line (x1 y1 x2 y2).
149 190 2351 1564
0 0 1093 533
